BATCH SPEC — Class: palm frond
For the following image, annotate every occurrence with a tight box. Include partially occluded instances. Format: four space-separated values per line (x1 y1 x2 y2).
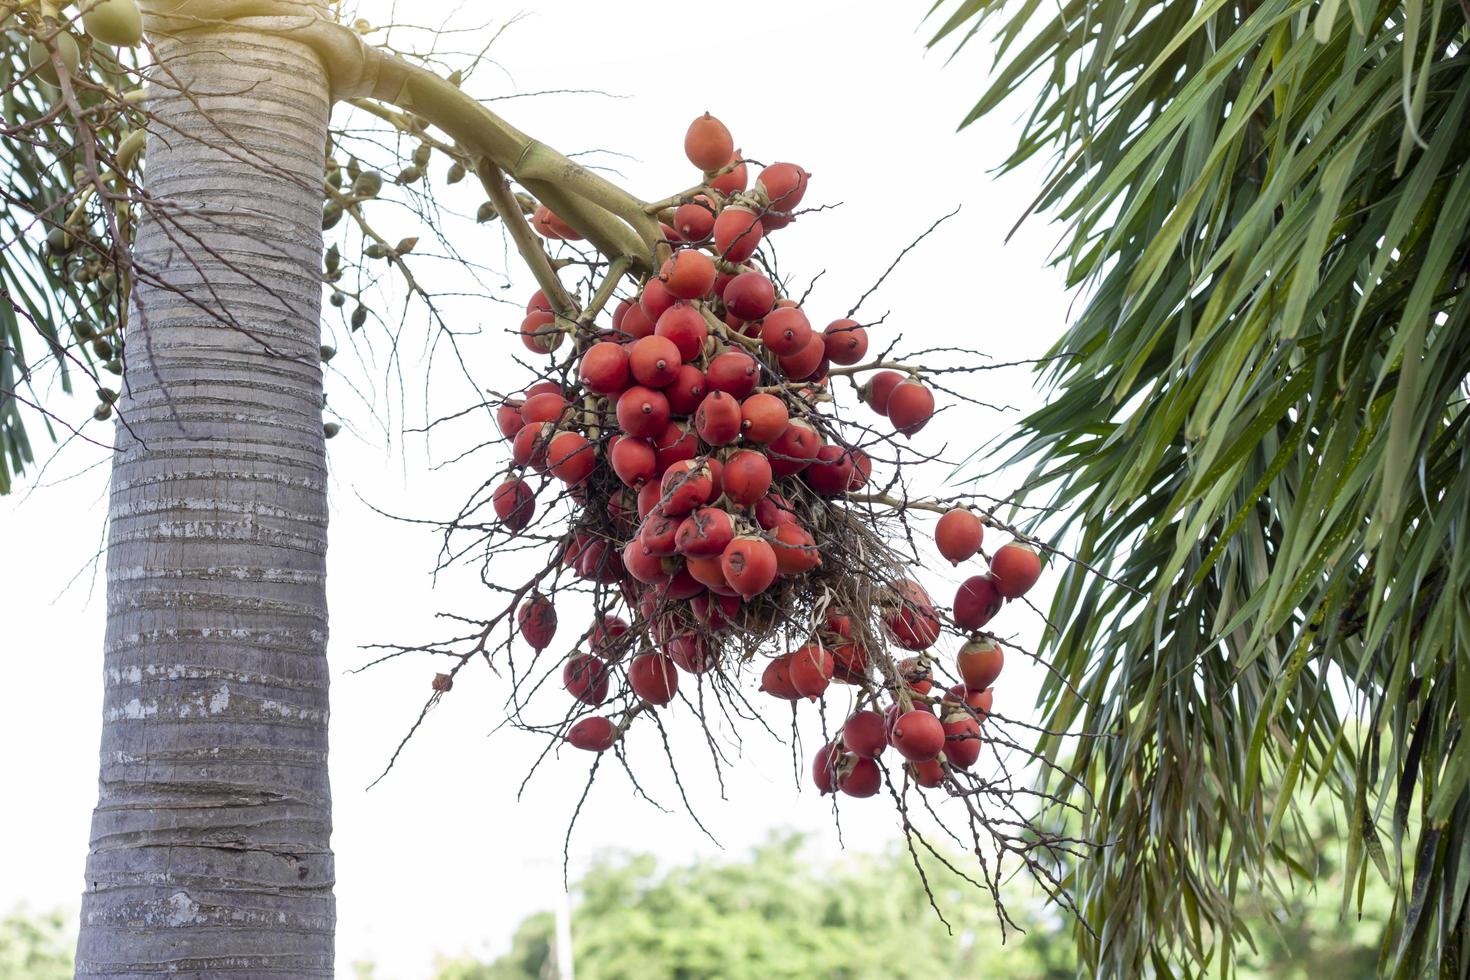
929 0 1470 974
1 29 134 493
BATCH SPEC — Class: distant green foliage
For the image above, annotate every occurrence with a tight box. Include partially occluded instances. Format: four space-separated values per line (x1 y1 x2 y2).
433 914 554 980
0 907 73 979
927 0 1470 975
1233 795 1398 978
442 822 1392 980
439 833 1074 980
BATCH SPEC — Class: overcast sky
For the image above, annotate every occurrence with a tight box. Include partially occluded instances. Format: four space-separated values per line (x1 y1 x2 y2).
0 2 1074 976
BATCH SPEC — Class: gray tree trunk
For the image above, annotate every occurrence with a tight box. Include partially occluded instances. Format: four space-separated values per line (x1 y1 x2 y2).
76 13 335 976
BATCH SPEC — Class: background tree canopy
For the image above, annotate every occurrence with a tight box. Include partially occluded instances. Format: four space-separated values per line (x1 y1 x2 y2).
435 813 1390 980
441 832 1075 980
0 907 75 980
928 0 1469 974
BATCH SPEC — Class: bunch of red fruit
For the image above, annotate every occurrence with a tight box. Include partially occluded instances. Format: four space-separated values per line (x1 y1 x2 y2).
487 112 1038 784
811 511 1043 797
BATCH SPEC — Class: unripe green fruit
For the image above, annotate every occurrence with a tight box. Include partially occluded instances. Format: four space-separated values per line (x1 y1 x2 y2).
321 201 342 229
103 359 122 375
326 167 343 189
350 306 367 330
351 171 381 197
92 338 114 359
323 422 340 438
27 33 81 86
93 402 113 421
319 345 336 362
396 165 421 185
476 201 497 223
329 291 346 307
412 144 431 167
446 162 465 184
81 0 143 47
46 227 74 255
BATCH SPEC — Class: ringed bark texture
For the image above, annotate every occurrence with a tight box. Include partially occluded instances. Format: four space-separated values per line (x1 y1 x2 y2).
77 14 335 976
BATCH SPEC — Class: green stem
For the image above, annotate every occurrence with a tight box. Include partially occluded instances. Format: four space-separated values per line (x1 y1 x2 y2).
244 9 664 270
698 304 760 352
512 142 663 255
380 54 659 264
579 255 631 328
521 175 646 269
478 161 577 317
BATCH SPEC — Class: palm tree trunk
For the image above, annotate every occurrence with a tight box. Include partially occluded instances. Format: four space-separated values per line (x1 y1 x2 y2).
76 15 335 975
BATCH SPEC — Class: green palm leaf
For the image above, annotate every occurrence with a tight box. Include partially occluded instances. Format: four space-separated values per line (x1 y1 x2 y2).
1 29 134 494
929 0 1470 974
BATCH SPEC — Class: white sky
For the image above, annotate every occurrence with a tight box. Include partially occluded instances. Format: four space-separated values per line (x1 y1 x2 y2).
0 2 1075 976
